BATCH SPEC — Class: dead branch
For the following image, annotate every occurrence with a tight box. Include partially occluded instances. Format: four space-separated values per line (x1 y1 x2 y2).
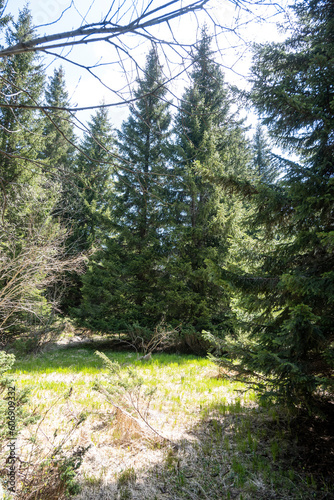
0 1 210 58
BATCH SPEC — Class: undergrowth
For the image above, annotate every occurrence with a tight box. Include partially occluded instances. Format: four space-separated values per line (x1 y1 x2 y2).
2 345 332 499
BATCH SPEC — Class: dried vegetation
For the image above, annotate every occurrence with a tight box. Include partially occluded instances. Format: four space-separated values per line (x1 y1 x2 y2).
1 341 333 499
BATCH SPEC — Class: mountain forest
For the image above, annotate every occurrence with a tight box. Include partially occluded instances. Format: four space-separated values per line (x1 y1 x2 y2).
0 0 333 498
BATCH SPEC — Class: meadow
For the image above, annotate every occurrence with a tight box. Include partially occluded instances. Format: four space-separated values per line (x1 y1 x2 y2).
4 338 332 500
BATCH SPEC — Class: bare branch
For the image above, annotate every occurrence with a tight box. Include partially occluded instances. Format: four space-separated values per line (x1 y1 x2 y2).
0 0 210 57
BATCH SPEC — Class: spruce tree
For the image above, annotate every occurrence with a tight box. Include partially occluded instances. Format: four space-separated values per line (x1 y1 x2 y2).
0 8 67 339
0 6 44 198
0 6 46 248
252 123 277 183
42 66 76 183
166 29 250 350
73 106 116 251
0 1 10 31
212 0 334 408
63 106 116 312
41 67 79 310
41 66 78 233
76 47 172 333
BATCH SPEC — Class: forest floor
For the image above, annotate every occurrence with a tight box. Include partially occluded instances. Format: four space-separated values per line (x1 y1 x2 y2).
5 333 334 500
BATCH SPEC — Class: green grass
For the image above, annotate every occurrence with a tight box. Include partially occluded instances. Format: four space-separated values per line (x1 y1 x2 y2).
5 346 331 500
11 349 205 374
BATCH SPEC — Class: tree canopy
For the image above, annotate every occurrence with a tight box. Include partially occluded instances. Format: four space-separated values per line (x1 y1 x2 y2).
206 0 334 409
0 1 333 413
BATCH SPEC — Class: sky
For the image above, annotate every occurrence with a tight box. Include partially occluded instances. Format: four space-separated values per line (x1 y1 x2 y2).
2 0 290 130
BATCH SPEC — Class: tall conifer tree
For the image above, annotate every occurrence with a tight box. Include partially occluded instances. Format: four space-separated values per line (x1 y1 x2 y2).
42 66 76 181
41 67 79 310
166 29 250 349
212 0 334 408
0 8 68 337
0 6 47 250
63 106 116 311
76 47 172 332
0 7 44 199
41 67 78 233
252 123 277 183
73 106 116 251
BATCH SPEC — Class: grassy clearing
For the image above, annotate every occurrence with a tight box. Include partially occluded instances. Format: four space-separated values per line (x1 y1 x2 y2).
4 345 332 499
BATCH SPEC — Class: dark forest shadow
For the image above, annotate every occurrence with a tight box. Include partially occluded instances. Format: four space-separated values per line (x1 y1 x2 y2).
73 399 334 500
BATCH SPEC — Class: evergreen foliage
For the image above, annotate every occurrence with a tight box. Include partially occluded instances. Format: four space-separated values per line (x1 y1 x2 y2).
75 47 172 332
42 66 76 176
72 106 116 252
166 29 250 350
209 0 334 408
252 123 278 183
41 67 80 311
1 3 332 403
0 8 60 339
0 7 44 197
0 0 10 32
64 106 116 311
75 35 250 353
0 9 80 344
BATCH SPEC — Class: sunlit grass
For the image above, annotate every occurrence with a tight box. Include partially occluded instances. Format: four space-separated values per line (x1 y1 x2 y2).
6 345 327 500
11 348 246 412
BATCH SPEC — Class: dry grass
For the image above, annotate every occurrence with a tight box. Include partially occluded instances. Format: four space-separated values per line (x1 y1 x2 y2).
2 345 332 500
